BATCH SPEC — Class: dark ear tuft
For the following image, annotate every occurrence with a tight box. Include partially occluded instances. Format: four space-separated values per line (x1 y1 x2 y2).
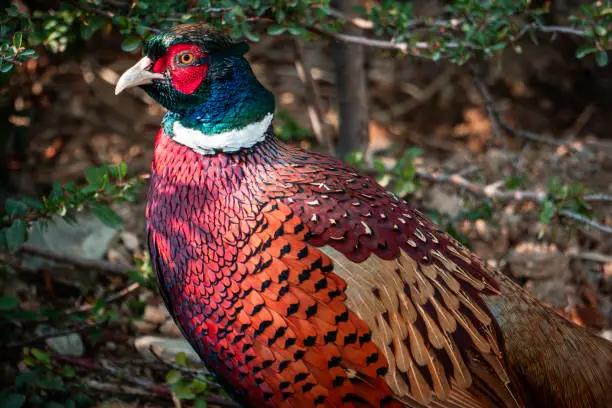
229 41 249 56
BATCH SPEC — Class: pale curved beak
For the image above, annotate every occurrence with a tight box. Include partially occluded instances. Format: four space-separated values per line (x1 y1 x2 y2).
115 56 165 95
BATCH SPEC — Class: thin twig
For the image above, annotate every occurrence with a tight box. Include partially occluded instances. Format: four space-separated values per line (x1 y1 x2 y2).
149 345 217 386
469 70 582 153
416 168 545 202
64 282 141 316
526 23 586 37
55 355 240 407
469 71 505 147
327 7 374 29
307 25 409 54
584 194 612 202
569 251 612 263
392 67 456 117
294 39 335 154
561 104 595 140
308 17 588 57
416 167 612 234
68 0 161 33
85 379 165 399
326 6 587 40
5 320 105 348
559 210 612 234
19 244 131 277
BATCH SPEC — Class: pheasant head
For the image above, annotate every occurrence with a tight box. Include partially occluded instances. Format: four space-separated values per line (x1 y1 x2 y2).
116 24 275 153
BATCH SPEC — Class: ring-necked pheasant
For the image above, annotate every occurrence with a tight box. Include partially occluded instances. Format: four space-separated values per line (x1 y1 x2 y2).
115 24 612 408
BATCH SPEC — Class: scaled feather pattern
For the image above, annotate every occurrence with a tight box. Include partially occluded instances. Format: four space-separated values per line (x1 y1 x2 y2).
149 130 514 407
118 24 612 408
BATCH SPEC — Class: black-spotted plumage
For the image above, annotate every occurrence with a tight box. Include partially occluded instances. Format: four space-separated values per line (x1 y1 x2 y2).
116 24 612 408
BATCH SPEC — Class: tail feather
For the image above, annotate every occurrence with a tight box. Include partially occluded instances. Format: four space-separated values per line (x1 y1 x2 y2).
486 275 612 408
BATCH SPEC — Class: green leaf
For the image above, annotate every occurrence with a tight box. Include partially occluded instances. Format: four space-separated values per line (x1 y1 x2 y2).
596 51 609 67
31 348 51 364
48 181 64 203
1 63 14 73
5 199 28 217
172 383 196 400
0 295 19 311
109 162 128 179
166 369 182 384
113 15 128 27
21 196 44 210
119 162 128 178
191 378 208 394
17 49 37 60
37 376 65 392
121 37 142 52
594 25 607 37
194 398 208 408
267 25 286 36
13 32 23 49
403 147 423 161
504 175 525 189
539 200 556 224
576 44 597 59
63 364 76 378
15 371 35 390
6 220 27 251
175 352 187 366
81 17 106 40
287 26 306 36
85 166 106 186
79 184 99 195
0 393 25 408
242 28 260 42
91 204 124 230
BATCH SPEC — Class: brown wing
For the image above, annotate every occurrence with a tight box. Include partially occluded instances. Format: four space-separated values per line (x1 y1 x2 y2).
237 200 408 407
257 144 525 407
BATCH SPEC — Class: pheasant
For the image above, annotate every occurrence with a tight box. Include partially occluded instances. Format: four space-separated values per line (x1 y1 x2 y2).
115 24 612 408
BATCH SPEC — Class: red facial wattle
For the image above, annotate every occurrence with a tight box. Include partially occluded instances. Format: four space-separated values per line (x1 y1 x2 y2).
152 43 209 95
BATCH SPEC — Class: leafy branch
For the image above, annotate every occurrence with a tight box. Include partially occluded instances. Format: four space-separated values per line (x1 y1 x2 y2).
2 1 612 70
0 162 145 252
349 147 612 236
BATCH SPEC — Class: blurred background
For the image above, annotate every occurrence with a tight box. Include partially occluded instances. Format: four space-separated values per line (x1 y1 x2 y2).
1 1 612 407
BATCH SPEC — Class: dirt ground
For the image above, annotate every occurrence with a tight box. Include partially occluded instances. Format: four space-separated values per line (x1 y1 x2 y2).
2 30 612 404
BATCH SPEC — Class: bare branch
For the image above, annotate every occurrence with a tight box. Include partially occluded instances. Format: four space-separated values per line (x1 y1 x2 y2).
19 243 132 277
85 379 164 399
559 210 612 234
55 355 241 407
526 23 586 37
5 320 105 348
416 168 546 202
294 39 335 154
308 13 589 58
64 282 141 316
584 194 612 202
307 25 409 54
470 70 582 153
149 345 218 386
327 7 374 29
416 167 612 234
569 251 612 263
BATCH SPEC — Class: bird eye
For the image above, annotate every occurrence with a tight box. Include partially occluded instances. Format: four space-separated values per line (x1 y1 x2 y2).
178 52 194 65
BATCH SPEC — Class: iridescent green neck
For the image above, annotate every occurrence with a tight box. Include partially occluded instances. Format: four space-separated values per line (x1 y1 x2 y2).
162 58 275 136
